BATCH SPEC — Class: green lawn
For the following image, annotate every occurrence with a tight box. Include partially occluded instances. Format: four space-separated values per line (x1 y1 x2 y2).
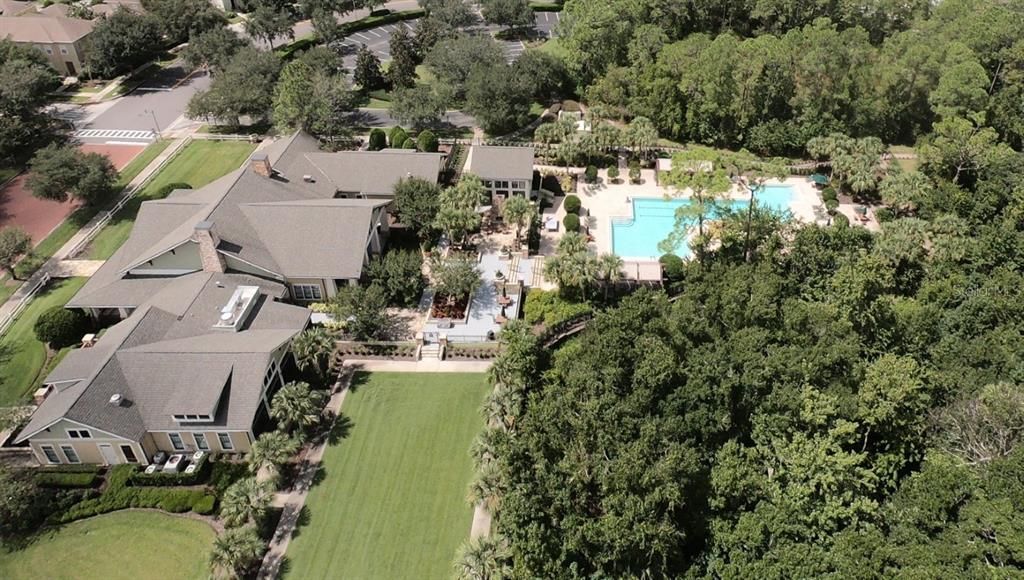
285 372 489 580
0 277 87 406
0 511 215 580
85 140 256 260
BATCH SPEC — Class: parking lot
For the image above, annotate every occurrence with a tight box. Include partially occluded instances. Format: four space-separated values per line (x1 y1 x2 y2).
335 11 562 67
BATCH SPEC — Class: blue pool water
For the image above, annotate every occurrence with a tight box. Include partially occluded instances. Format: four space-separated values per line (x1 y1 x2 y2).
611 185 795 259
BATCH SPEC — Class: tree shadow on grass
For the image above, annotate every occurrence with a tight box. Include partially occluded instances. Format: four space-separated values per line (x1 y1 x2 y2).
287 504 313 541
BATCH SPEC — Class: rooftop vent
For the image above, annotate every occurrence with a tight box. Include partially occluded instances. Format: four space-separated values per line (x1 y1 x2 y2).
213 285 260 332
109 393 123 406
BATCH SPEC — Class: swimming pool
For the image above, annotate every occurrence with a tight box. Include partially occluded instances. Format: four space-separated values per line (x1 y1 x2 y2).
610 185 795 259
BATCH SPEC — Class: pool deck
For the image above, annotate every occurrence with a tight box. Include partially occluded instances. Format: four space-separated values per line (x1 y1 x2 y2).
572 167 828 258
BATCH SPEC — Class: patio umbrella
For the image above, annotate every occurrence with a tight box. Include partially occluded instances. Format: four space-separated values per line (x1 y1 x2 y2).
809 173 829 186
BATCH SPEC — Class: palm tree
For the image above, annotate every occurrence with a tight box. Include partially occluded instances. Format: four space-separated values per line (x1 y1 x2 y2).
482 384 523 432
291 327 334 377
453 534 512 580
880 171 931 217
248 430 300 475
626 116 659 159
501 196 534 245
467 463 504 511
470 427 503 470
270 381 325 434
596 253 624 300
209 525 265 580
219 477 274 528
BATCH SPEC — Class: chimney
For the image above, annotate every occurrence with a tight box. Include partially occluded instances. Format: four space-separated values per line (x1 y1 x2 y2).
194 221 225 273
251 152 272 177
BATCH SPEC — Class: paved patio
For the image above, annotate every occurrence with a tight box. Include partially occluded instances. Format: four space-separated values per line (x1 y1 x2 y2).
420 253 527 343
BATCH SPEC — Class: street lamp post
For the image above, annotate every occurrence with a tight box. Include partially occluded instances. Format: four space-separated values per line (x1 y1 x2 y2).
144 109 162 137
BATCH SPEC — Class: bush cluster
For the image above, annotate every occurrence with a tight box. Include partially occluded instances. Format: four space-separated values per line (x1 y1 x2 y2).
368 128 387 151
209 461 249 496
524 289 593 327
54 465 215 524
584 165 598 183
874 207 894 222
416 130 439 153
563 213 580 232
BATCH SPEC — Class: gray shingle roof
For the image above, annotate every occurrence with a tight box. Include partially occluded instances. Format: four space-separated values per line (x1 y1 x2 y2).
304 150 444 196
68 131 431 310
465 145 535 181
17 272 309 443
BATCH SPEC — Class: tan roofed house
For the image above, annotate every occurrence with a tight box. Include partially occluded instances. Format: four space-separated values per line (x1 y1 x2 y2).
0 15 94 76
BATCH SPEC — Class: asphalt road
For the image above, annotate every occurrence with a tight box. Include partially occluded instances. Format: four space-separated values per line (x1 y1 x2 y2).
61 62 211 145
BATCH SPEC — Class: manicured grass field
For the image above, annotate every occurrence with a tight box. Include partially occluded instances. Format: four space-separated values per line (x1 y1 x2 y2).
284 372 490 580
86 140 255 260
0 511 215 580
0 277 87 405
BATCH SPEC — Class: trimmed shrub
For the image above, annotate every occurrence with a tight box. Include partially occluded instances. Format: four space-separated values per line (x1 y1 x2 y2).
821 186 838 203
833 212 850 227
368 128 387 151
209 461 248 495
416 129 439 152
874 207 894 222
563 213 580 232
36 470 100 488
629 165 641 183
192 495 217 515
53 465 211 524
659 254 685 282
563 195 581 214
155 182 191 198
607 165 619 182
825 199 839 214
584 165 598 183
34 307 89 349
388 126 409 148
402 139 417 149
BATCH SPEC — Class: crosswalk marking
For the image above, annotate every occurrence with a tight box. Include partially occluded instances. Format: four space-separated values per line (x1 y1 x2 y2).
75 129 155 141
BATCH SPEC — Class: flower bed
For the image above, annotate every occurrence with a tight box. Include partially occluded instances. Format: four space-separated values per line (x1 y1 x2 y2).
336 341 418 360
430 295 470 320
445 344 501 361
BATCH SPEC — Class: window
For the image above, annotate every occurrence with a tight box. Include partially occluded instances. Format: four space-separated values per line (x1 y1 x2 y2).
61 445 80 464
292 284 322 301
193 433 209 451
41 445 60 464
217 432 234 451
60 47 68 55
168 432 185 451
173 414 212 423
120 445 138 463
44 47 52 55
67 429 91 439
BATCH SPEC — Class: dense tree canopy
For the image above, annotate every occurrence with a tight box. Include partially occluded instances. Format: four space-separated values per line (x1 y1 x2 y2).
85 7 163 78
482 95 1024 575
553 0 1024 155
0 40 62 162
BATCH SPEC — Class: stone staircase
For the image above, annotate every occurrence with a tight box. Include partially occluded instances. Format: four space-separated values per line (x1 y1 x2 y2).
420 343 442 360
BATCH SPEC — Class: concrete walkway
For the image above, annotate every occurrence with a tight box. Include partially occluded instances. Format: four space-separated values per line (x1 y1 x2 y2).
0 136 191 334
257 370 353 580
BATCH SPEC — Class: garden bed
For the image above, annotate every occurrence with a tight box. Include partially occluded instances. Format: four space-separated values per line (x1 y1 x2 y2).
445 343 501 361
429 295 470 320
336 341 418 360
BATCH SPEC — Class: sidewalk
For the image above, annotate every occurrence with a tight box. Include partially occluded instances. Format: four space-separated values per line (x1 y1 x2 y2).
258 369 353 580
0 136 191 332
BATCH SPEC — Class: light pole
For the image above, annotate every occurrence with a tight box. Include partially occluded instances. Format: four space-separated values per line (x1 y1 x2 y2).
144 109 162 137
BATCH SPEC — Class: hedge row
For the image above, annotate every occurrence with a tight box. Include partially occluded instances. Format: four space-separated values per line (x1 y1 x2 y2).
36 471 100 488
529 1 562 11
53 465 215 524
